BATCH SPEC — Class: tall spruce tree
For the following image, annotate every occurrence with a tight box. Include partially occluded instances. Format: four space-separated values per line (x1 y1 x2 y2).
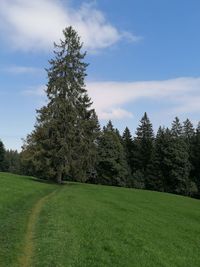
145 127 167 191
169 119 191 195
122 127 134 174
183 119 195 140
96 121 129 187
147 125 191 195
22 27 99 183
133 112 154 186
171 117 183 137
115 128 123 143
183 119 196 193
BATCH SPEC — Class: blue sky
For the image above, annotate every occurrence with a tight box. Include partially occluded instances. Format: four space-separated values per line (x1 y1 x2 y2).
0 0 200 150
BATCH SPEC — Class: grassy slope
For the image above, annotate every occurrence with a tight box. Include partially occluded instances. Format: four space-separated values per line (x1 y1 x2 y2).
1 173 200 267
0 173 56 267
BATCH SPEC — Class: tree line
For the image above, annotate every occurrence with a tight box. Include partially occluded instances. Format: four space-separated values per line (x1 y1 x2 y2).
0 26 200 198
0 146 21 174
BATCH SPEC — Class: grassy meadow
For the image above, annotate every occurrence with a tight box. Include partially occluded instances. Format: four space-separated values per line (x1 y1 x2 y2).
0 172 200 267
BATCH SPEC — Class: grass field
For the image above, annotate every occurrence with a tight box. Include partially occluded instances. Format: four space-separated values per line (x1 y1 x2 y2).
0 173 200 267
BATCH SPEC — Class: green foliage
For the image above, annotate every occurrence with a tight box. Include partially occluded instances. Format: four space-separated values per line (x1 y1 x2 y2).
131 170 145 189
147 124 191 195
19 109 200 196
5 150 21 174
191 122 200 194
169 124 191 195
0 140 7 171
122 127 133 169
133 112 154 186
171 117 183 137
22 27 99 183
145 127 168 191
96 121 129 186
183 118 195 140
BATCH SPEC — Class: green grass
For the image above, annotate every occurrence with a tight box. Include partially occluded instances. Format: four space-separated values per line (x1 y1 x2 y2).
0 173 56 267
1 173 200 267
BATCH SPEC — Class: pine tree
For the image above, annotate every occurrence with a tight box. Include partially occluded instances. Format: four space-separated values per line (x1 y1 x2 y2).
133 112 154 186
96 121 129 187
22 27 99 183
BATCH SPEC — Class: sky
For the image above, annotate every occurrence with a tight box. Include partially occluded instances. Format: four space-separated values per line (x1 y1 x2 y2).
1 0 200 150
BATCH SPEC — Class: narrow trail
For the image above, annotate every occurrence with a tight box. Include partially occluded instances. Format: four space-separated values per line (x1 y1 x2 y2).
18 189 58 267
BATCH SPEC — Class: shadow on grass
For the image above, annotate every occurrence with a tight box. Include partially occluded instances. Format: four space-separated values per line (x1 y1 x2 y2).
27 176 78 186
1 171 84 187
28 176 56 184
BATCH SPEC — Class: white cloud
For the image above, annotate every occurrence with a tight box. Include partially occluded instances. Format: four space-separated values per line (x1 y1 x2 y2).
23 85 46 96
1 65 42 74
170 95 200 114
87 77 200 119
23 77 200 120
0 0 137 52
99 108 133 120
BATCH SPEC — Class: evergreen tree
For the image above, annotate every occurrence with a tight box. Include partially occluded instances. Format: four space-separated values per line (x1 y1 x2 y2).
85 112 101 183
122 127 134 175
171 117 183 137
191 122 200 195
133 112 154 186
182 118 197 194
168 120 191 195
97 121 129 187
5 150 21 174
0 140 7 171
115 128 123 143
106 120 115 131
169 140 190 195
145 127 166 191
147 126 191 195
22 27 99 183
183 119 195 140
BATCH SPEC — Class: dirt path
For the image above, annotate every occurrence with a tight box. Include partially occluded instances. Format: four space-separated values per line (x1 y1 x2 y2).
18 190 58 267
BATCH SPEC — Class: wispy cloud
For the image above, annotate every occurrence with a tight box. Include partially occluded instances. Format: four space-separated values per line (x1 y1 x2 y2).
22 77 200 120
87 77 200 119
99 108 133 120
1 65 42 74
23 85 46 96
0 0 138 52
